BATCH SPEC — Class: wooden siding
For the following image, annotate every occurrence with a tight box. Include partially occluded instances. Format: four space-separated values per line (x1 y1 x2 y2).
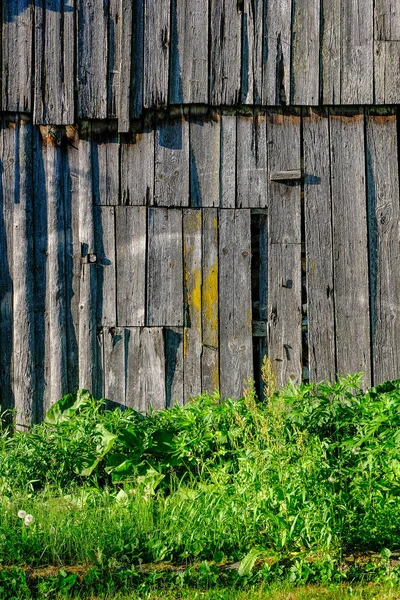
1 109 400 423
2 4 400 124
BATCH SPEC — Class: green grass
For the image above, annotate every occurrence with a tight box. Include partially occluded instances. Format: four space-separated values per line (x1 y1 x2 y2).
2 373 400 597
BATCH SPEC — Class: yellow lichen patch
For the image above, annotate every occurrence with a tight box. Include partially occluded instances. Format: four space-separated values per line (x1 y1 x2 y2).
191 269 202 314
203 263 218 342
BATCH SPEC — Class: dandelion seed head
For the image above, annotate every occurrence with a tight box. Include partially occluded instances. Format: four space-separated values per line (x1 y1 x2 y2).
17 510 26 519
24 514 34 526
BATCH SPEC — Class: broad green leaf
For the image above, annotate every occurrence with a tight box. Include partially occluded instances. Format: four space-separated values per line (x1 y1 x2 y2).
45 389 92 425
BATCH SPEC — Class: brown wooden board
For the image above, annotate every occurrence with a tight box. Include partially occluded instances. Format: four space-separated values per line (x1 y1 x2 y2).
170 0 208 104
291 0 320 105
241 0 263 104
95 206 116 327
183 209 202 401
116 206 146 327
329 109 371 385
92 122 119 206
144 0 170 107
303 109 336 383
237 109 267 208
262 0 292 105
366 109 400 384
147 208 183 326
77 0 108 119
220 110 236 208
190 108 220 207
2 1 33 112
121 115 154 206
210 0 241 104
34 0 74 124
219 209 253 400
201 209 219 392
155 108 189 207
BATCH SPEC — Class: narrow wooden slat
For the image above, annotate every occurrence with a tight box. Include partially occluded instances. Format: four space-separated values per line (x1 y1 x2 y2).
262 0 292 105
201 209 219 392
77 0 108 119
219 210 253 399
118 0 133 132
291 0 320 105
375 0 400 40
95 206 116 327
329 109 371 385
190 108 220 207
303 109 335 382
144 0 170 107
170 0 208 103
210 0 241 104
2 1 33 112
108 0 121 118
13 119 36 425
126 327 166 412
165 327 184 406
155 108 189 207
103 327 126 406
34 0 74 124
340 0 373 104
147 208 183 327
116 206 146 326
366 109 400 384
220 110 236 208
121 115 154 205
132 0 145 119
183 209 202 401
375 42 400 104
237 109 267 208
321 0 341 104
241 0 263 104
92 122 119 206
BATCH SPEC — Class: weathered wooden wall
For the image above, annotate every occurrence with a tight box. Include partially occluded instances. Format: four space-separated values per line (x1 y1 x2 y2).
2 1 400 126
1 107 400 424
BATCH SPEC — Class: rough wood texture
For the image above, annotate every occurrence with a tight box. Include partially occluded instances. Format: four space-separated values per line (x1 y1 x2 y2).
375 42 400 104
292 0 320 104
262 0 292 105
183 209 202 400
121 115 154 206
77 0 108 119
170 0 208 104
303 109 335 382
34 0 74 124
321 0 341 104
155 108 189 207
237 109 267 208
210 0 242 104
118 0 133 132
147 208 183 326
220 110 236 208
366 109 400 384
201 209 219 392
95 206 116 327
116 206 146 326
189 108 220 207
108 0 121 119
329 109 371 385
103 327 126 407
165 327 184 406
241 0 263 104
375 0 400 40
219 210 253 399
144 0 170 107
92 123 119 206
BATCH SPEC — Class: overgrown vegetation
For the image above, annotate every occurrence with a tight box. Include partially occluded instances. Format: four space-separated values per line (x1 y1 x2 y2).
2 365 400 598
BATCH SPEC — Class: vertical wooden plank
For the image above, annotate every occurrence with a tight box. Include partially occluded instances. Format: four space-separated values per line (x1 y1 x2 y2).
0 119 15 413
189 108 220 208
375 42 400 104
165 327 184 406
116 206 146 326
92 122 119 206
366 109 400 384
201 209 219 392
147 208 183 326
119 0 133 132
143 0 170 107
2 1 33 112
77 0 108 119
340 0 373 104
237 109 267 208
13 119 36 425
321 0 341 104
219 210 253 399
155 108 189 207
34 0 75 124
262 0 292 105
95 206 116 327
303 109 335 383
329 109 371 385
241 0 263 104
131 0 145 118
108 0 121 118
170 0 208 104
103 327 126 406
291 0 320 105
183 209 202 401
220 110 236 208
121 114 154 206
210 0 242 105
375 0 400 40
126 327 166 412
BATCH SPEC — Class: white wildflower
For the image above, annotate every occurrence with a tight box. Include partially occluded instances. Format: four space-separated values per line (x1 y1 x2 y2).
328 477 336 483
24 514 34 526
17 510 27 519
